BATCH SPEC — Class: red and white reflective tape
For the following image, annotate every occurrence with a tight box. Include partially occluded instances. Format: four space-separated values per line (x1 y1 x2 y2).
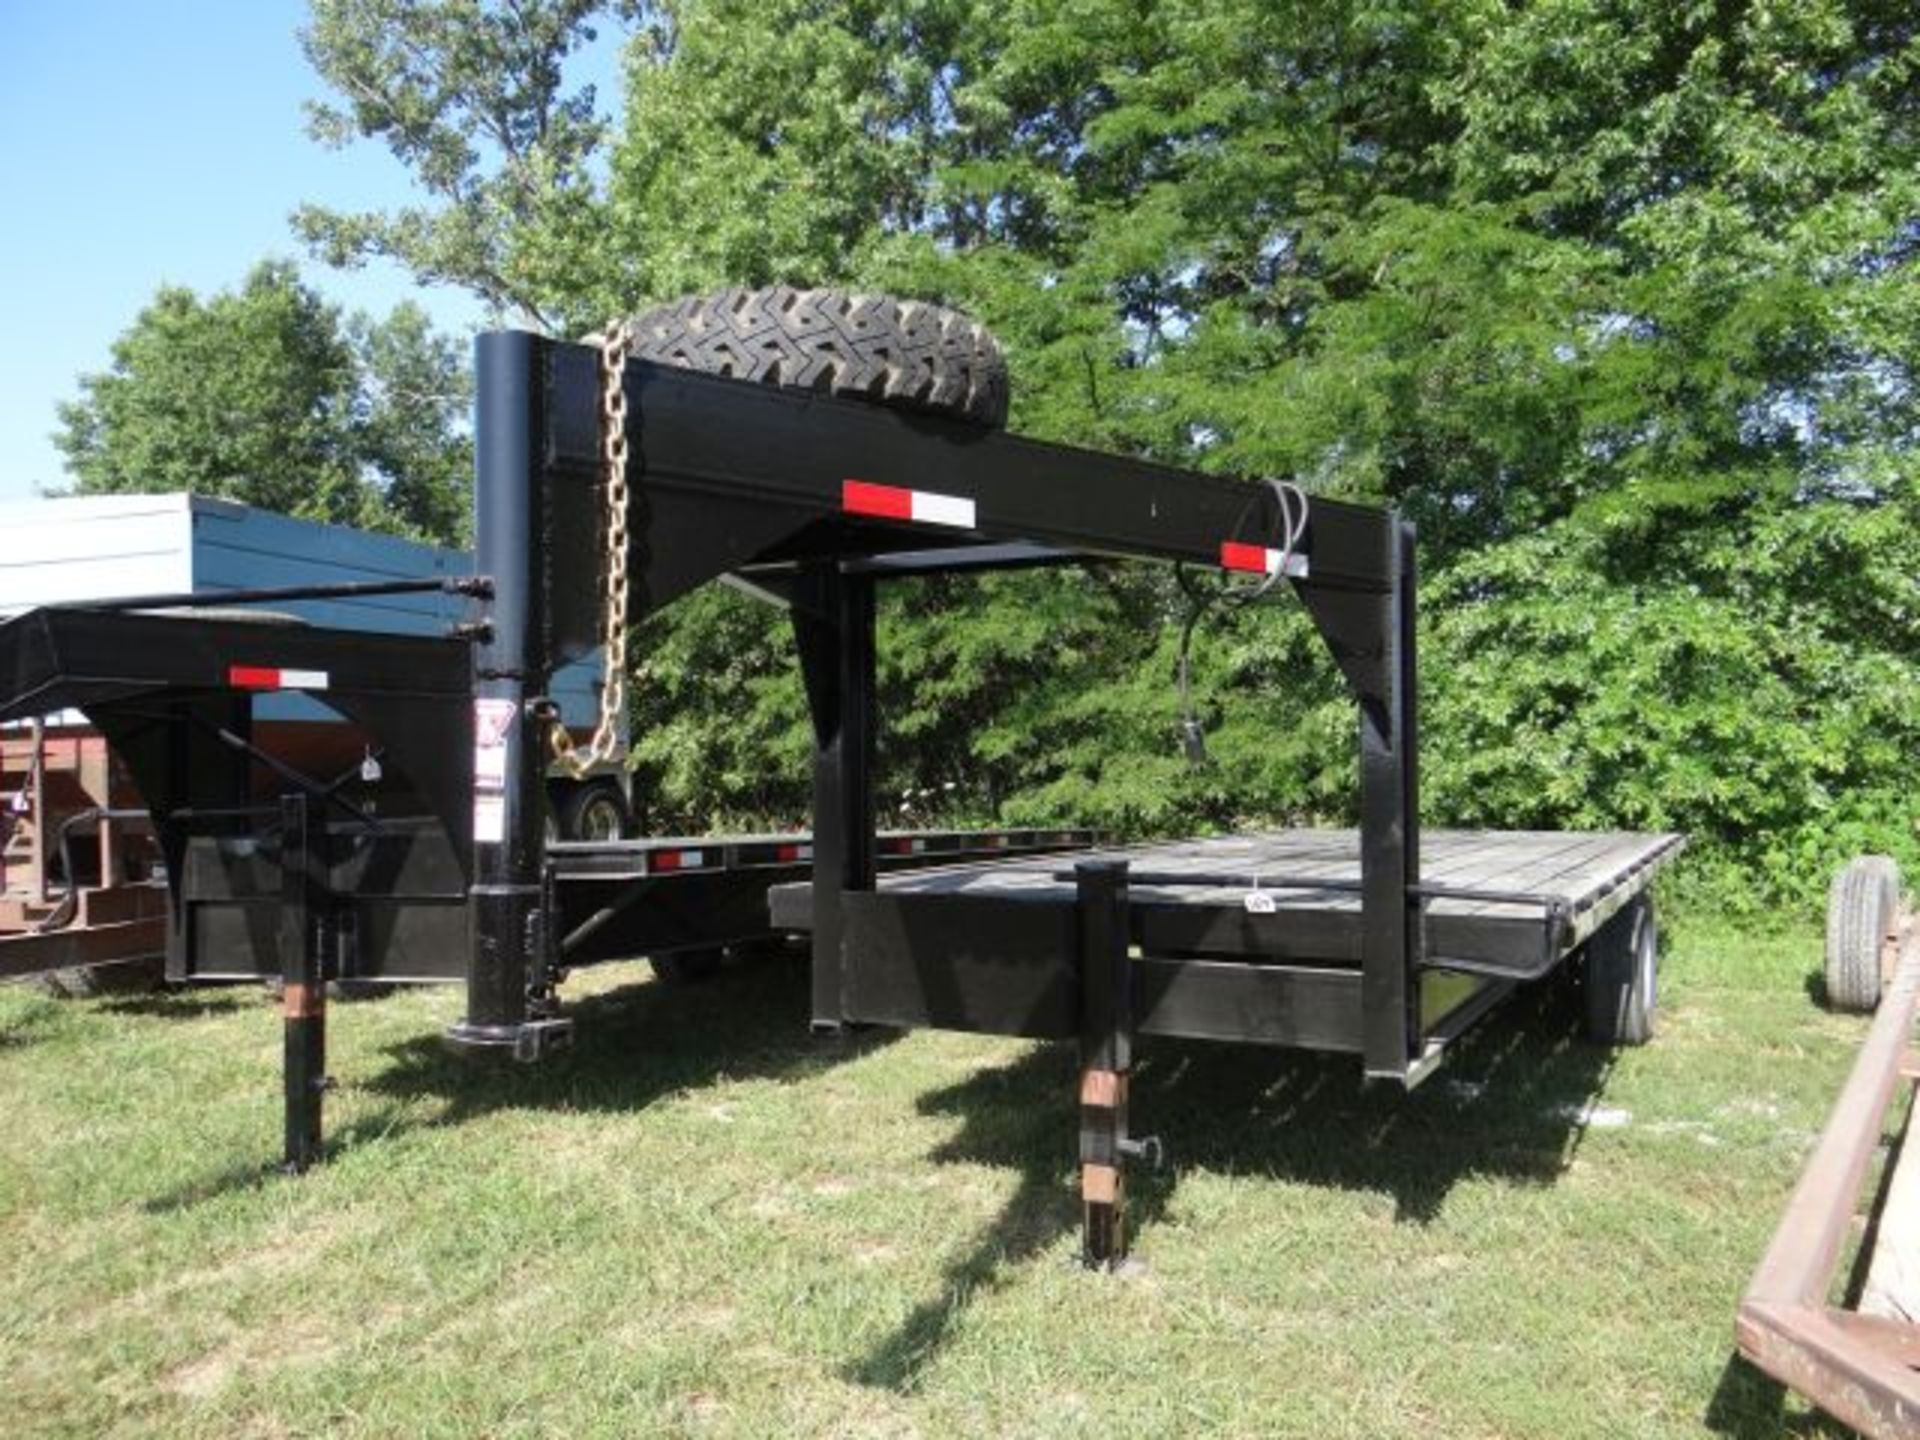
1219 541 1309 579
887 837 929 855
774 842 812 863
228 665 329 691
842 479 977 530
647 848 707 874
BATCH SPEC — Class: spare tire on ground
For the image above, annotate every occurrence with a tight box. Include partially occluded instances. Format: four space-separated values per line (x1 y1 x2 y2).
1825 855 1902 1013
619 287 1010 428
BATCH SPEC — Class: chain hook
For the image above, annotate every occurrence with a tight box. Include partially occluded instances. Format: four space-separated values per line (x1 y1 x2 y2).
549 320 633 778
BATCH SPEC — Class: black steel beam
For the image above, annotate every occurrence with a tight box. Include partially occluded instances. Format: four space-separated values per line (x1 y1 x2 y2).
449 330 570 1060
794 563 877 1031
51 576 487 614
1349 522 1419 1079
280 794 326 1173
1076 860 1133 1268
0 608 470 726
1133 958 1364 1051
523 337 1401 631
835 542 1080 575
839 892 1078 1037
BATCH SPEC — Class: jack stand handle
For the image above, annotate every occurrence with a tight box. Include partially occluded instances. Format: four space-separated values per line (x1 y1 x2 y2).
1118 1134 1166 1173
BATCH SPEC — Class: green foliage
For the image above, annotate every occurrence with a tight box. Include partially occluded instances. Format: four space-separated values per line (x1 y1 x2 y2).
54 262 472 544
295 0 634 329
347 302 476 544
303 0 1920 908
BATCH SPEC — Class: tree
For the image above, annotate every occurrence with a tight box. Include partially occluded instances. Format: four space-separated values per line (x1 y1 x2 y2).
300 0 1920 903
295 0 634 329
604 0 1920 901
351 301 476 544
54 261 473 545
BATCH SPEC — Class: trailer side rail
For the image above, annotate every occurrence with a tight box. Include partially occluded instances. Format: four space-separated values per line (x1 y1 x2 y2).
1738 916 1920 1438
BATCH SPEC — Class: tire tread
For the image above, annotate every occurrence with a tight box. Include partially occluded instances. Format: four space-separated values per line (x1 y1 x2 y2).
1826 855 1900 1013
622 287 1010 428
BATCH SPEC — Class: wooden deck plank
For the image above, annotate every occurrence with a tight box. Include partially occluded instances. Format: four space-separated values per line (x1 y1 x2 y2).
863 829 1678 916
767 828 1684 974
1444 833 1630 919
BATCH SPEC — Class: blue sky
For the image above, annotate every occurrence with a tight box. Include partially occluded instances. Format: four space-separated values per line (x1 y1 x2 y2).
0 1 623 502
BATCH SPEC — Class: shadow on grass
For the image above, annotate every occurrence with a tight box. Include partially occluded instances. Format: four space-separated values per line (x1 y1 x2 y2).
143 955 894 1213
1704 1353 1852 1438
849 978 1618 1393
98 987 265 1022
1 974 255 1049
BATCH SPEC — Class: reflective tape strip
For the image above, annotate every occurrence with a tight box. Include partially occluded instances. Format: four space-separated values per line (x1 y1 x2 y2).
774 842 811 863
1219 541 1308 578
1080 1069 1126 1107
1082 1162 1121 1205
842 479 976 529
283 982 324 1019
649 848 707 874
229 665 329 691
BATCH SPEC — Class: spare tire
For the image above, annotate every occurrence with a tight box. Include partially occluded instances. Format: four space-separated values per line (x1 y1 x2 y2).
620 287 1010 428
1826 855 1901 1013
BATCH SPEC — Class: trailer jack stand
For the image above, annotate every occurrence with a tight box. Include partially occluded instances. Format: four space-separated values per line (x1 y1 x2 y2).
280 795 328 1173
1077 860 1145 1270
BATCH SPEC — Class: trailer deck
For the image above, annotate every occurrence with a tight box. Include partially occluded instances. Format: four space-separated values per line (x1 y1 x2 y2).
768 829 1680 1069
773 828 1682 975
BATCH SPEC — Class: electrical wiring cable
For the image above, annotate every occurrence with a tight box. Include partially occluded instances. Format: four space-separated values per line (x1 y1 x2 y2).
1174 478 1311 765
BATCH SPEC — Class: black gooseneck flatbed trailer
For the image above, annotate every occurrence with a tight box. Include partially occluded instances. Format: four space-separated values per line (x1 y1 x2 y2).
453 330 1678 1263
0 328 1680 1265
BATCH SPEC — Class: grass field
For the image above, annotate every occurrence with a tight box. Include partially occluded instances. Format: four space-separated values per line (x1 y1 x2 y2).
0 913 1878 1438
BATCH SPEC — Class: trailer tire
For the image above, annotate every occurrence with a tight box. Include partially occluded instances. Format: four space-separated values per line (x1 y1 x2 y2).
555 781 632 842
1825 855 1901 1014
618 288 1010 428
1584 895 1658 1046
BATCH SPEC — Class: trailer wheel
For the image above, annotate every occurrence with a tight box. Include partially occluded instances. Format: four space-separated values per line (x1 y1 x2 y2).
652 947 724 985
1825 855 1901 1013
555 782 632 842
619 288 1010 428
1584 895 1658 1046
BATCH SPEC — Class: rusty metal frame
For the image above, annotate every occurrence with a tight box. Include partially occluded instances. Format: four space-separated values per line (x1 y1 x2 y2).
1738 916 1920 1439
0 915 165 981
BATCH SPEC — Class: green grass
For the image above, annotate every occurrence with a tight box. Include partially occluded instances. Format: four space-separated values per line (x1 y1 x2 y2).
0 917 1873 1438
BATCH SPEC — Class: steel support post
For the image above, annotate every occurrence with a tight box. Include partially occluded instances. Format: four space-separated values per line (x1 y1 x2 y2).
1077 859 1133 1268
280 793 327 1173
450 331 569 1059
795 563 876 1032
1359 521 1421 1080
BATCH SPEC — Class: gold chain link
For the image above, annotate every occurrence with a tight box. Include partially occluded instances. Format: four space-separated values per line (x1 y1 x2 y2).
549 320 633 778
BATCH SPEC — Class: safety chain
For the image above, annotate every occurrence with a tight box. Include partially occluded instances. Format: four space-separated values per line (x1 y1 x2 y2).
549 320 633 778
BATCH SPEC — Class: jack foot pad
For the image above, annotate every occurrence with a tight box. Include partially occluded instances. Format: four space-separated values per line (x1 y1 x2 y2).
443 1017 575 1062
